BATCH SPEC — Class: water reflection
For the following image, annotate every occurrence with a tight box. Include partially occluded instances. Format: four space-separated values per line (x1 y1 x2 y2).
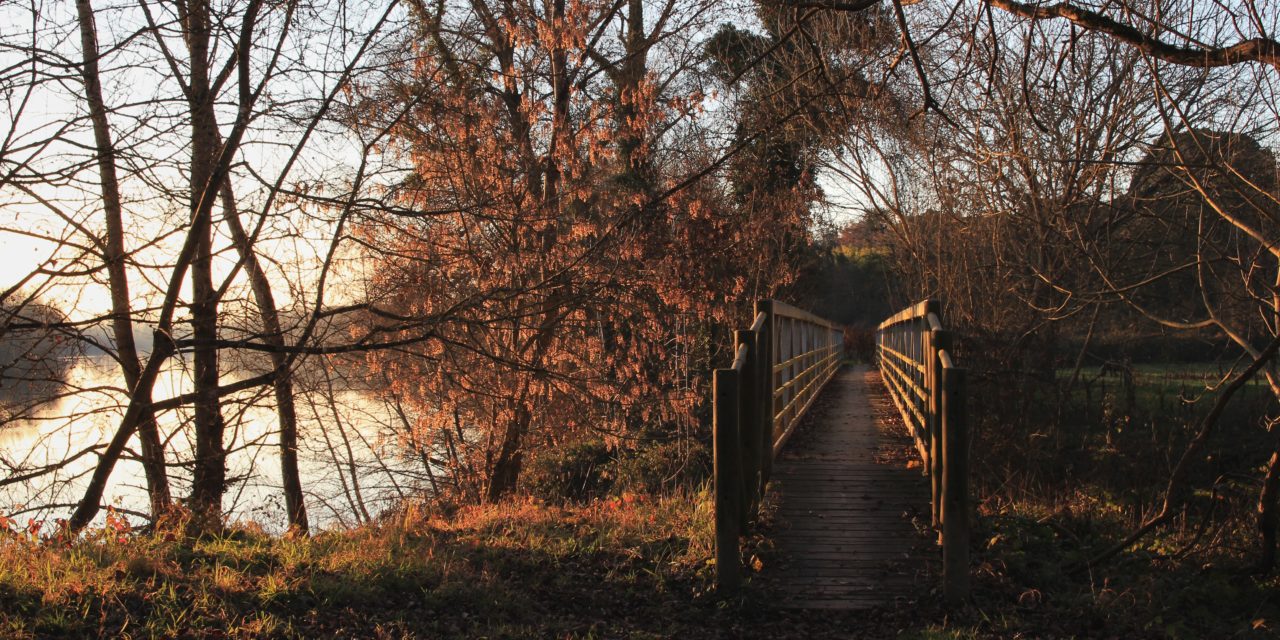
0 355 430 532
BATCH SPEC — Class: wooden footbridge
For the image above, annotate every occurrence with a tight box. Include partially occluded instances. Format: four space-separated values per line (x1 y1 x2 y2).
713 300 970 609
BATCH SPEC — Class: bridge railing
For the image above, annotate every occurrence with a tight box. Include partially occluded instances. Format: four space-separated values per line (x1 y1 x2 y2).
714 299 843 592
876 299 970 605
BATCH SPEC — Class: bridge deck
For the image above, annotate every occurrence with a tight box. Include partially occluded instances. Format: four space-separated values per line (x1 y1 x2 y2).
758 365 931 609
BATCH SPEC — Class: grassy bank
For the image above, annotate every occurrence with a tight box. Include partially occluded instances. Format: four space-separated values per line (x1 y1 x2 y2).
0 489 929 639
1 493 713 638
9 361 1278 639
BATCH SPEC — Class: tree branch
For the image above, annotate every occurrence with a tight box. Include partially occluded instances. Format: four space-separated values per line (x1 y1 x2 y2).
988 0 1280 70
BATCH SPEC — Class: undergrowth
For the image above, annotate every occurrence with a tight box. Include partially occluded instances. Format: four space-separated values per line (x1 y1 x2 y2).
0 487 926 639
0 492 721 639
919 364 1280 639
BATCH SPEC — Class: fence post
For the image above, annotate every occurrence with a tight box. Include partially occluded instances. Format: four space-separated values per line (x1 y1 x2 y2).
925 326 939 529
735 329 760 527
714 367 742 594
931 329 952 537
778 316 788 445
942 363 970 606
830 326 839 381
757 300 775 490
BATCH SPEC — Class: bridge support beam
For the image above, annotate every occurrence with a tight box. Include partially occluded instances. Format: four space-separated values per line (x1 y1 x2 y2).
942 363 970 607
756 300 775 494
931 327 952 536
714 367 742 594
735 329 761 527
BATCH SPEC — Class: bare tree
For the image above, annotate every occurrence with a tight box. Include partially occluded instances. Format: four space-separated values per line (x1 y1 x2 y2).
1 0 425 533
811 0 1280 567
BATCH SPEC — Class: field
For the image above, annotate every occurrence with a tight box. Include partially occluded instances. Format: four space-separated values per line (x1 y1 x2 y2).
929 361 1280 638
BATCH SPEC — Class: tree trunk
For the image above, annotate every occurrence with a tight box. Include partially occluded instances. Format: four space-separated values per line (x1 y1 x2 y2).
321 365 372 523
485 405 530 502
615 0 653 192
480 0 570 505
1260 276 1280 571
220 183 309 534
70 0 260 533
74 0 172 521
1259 437 1280 572
186 0 227 528
541 0 569 204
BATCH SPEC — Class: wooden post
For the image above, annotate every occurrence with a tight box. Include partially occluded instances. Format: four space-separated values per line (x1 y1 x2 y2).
828 327 836 382
714 367 742 594
735 329 760 527
931 330 952 535
942 363 970 607
778 317 788 442
924 326 938 528
756 300 775 492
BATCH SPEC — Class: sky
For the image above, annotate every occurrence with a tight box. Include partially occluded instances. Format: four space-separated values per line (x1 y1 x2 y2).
0 0 405 321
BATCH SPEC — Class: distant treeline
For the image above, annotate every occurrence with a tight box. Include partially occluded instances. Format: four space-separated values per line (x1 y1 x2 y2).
0 298 77 411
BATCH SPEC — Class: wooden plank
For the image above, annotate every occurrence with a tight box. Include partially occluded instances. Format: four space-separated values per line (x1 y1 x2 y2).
755 366 930 611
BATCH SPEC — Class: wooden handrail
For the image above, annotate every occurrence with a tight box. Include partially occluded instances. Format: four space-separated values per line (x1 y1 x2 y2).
713 299 844 593
876 299 970 606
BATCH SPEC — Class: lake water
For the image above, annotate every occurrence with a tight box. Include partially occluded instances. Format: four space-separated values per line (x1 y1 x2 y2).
0 355 434 532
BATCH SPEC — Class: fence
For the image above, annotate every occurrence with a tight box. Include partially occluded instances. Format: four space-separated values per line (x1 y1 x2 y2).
876 299 970 605
713 299 844 592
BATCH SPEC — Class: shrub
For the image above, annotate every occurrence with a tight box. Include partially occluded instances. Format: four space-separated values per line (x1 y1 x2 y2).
522 441 615 503
614 438 709 496
844 325 875 363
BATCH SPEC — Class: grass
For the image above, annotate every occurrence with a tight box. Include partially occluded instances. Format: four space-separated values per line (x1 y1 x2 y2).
8 361 1277 639
0 488 931 639
943 496 1280 639
932 362 1280 638
0 493 721 638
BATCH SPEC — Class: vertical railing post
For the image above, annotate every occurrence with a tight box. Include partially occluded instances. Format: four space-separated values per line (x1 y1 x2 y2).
714 367 742 594
830 326 834 370
805 322 812 396
785 317 795 433
942 362 970 606
830 325 838 381
735 329 760 527
925 325 940 528
836 325 842 374
932 330 953 537
806 323 811 398
914 313 921 425
756 300 775 490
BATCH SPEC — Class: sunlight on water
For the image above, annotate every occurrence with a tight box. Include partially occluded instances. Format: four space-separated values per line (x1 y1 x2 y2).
0 355 431 532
